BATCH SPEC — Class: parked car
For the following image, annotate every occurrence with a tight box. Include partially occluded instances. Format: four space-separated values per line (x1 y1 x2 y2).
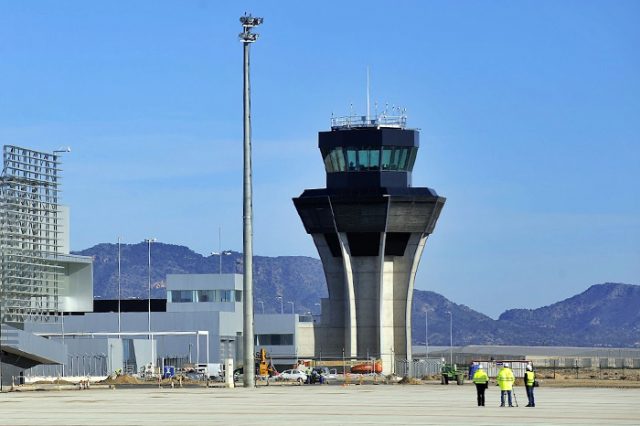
312 366 337 382
277 369 307 383
184 371 205 381
233 367 243 383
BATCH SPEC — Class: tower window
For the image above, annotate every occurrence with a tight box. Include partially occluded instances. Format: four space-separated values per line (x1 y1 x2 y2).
322 147 417 173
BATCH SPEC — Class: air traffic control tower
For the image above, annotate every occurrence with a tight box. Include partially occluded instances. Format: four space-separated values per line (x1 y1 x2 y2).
293 113 445 373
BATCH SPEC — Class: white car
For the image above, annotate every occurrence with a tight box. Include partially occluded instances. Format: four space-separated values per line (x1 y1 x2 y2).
277 369 307 383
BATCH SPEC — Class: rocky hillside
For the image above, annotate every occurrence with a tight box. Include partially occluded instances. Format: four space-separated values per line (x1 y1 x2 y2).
74 242 327 315
75 243 639 347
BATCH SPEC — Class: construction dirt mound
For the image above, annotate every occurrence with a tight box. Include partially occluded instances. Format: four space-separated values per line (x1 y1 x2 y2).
32 379 75 385
100 375 142 385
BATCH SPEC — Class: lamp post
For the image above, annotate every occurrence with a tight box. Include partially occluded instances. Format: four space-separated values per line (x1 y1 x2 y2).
288 301 294 314
447 311 453 365
212 250 232 274
257 300 264 314
144 238 156 370
240 13 262 388
276 296 283 314
52 147 71 379
117 236 122 338
425 309 429 359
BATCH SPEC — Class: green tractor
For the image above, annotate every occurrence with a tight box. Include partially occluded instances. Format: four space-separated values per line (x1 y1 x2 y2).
441 363 465 385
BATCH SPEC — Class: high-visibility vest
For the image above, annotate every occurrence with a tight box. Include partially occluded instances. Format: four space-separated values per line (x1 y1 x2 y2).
497 367 515 390
525 371 535 387
472 369 489 384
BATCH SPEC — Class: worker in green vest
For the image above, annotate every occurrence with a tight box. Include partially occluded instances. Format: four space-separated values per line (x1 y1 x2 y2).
524 363 536 407
472 364 489 406
497 362 515 407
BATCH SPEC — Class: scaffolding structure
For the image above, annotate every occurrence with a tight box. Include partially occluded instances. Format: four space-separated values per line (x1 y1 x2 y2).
0 145 64 324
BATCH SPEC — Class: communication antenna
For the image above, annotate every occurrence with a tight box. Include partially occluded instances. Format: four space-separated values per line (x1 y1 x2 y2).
366 67 371 122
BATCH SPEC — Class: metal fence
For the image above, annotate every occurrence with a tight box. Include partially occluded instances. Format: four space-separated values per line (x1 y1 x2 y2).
395 358 444 378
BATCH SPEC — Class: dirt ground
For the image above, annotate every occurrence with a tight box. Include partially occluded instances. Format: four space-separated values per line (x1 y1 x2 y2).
533 367 640 388
423 368 640 388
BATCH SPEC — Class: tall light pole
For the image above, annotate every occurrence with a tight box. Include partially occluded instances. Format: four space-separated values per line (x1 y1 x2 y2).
288 301 294 314
218 226 222 274
425 309 429 359
257 300 264 314
447 311 453 365
53 147 71 379
276 295 283 314
145 238 157 371
117 236 122 338
240 12 262 388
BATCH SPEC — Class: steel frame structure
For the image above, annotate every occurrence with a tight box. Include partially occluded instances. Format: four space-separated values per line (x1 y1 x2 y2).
0 145 64 324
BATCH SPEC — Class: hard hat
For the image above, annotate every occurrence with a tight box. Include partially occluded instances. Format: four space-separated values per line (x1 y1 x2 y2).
526 364 532 371
503 363 510 368
477 364 484 369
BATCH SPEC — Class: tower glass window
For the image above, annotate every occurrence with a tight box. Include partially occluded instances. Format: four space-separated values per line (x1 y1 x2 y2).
322 146 417 173
331 148 346 171
346 148 357 171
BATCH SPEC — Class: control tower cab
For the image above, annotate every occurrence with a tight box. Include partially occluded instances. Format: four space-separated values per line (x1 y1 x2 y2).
293 113 445 374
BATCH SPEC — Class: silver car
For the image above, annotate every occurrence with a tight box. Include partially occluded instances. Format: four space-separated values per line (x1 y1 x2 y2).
277 369 307 383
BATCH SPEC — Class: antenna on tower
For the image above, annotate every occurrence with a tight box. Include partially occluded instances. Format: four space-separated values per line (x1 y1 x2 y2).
366 66 371 123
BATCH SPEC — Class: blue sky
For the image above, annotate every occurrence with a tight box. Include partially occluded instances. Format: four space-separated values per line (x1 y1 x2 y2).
0 1 638 317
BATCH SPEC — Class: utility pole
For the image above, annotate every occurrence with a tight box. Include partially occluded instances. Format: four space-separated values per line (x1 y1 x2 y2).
145 238 156 370
448 311 453 365
118 236 121 337
239 13 262 388
425 309 428 359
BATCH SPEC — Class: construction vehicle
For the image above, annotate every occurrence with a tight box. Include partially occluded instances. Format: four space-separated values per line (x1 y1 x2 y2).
441 363 465 385
257 348 277 379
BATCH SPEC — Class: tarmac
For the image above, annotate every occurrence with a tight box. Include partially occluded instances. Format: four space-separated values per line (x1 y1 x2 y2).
1 384 639 425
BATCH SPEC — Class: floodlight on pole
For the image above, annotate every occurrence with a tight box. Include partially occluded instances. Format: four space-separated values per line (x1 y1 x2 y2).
145 237 157 372
447 311 453 365
51 147 71 378
117 236 122 338
239 12 263 389
425 309 429 359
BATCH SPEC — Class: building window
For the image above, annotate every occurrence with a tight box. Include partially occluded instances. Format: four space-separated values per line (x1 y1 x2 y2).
169 290 194 303
169 289 239 303
196 290 214 302
255 334 294 345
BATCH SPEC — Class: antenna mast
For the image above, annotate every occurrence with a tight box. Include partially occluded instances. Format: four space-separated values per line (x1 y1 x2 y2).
366 67 371 122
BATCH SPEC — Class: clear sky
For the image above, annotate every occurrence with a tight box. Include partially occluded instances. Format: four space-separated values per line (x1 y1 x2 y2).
1 1 638 318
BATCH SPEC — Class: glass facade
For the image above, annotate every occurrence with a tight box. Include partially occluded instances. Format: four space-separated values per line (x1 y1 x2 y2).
168 289 240 303
322 146 418 173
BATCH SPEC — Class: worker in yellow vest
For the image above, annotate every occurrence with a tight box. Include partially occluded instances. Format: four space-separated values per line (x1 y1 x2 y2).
497 363 515 407
472 364 489 406
524 363 536 407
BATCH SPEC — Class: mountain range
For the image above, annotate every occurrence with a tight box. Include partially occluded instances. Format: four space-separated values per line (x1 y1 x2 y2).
74 243 640 348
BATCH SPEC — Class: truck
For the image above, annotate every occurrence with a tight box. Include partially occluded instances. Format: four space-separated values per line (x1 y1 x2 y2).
195 363 223 380
441 363 465 385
